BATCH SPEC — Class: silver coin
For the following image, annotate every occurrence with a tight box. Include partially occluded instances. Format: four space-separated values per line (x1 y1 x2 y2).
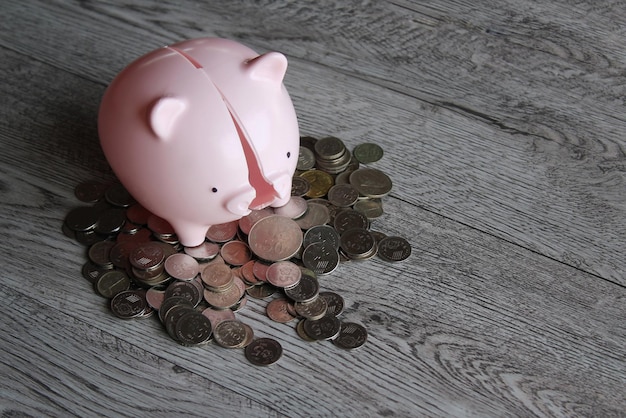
340 228 377 260
353 198 384 219
248 215 303 261
290 176 311 197
284 270 320 303
273 196 308 219
88 240 116 269
104 183 136 208
303 225 340 251
319 291 345 316
294 202 330 230
353 143 384 164
303 314 341 341
164 280 202 307
297 146 316 171
294 296 328 320
301 242 340 276
333 209 369 235
332 322 368 349
174 311 213 346
110 289 147 319
94 269 131 298
378 236 412 262
349 168 392 198
164 253 199 281
95 207 126 235
65 206 100 232
327 184 360 207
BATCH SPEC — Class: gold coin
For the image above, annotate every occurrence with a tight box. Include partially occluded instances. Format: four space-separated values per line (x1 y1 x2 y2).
300 170 334 198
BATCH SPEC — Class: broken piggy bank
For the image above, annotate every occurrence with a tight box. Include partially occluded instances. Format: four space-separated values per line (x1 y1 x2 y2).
98 38 300 246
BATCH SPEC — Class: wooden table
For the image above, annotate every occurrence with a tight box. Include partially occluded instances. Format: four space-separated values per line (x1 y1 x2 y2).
1 1 624 416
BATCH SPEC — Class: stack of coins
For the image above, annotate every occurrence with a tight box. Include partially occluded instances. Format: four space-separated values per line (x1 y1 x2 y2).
64 136 410 365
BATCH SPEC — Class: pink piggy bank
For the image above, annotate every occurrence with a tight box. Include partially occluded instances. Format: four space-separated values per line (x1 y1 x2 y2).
98 38 300 246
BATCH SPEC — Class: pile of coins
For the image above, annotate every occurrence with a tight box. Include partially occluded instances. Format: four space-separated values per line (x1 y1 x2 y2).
63 136 410 366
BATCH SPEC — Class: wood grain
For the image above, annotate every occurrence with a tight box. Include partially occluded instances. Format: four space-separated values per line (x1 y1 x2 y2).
0 1 625 417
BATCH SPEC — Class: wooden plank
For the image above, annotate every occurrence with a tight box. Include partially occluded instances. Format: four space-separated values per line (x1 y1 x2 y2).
0 1 625 417
0 285 283 417
0 0 623 284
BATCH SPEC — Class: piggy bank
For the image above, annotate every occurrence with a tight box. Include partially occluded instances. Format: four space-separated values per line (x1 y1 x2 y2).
98 38 300 246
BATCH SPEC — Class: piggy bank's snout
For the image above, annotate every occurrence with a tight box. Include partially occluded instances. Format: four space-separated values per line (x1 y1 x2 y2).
269 173 293 207
225 188 256 217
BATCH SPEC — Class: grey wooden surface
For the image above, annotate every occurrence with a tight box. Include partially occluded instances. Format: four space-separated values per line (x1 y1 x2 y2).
1 1 625 417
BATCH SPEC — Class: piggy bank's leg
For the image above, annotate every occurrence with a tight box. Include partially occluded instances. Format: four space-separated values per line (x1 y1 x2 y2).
170 221 210 247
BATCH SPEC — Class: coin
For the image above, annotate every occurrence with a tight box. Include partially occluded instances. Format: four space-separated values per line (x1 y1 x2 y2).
104 183 136 208
301 242 340 276
74 180 108 203
238 207 274 235
303 224 340 251
340 228 377 260
206 220 239 243
378 236 412 262
333 209 369 235
202 307 236 329
203 281 243 309
296 320 316 342
294 296 328 320
290 176 311 197
327 184 359 207
129 242 165 271
95 207 126 235
110 290 147 319
145 287 166 310
174 311 213 346
201 262 234 292
95 270 131 298
266 298 297 323
284 271 319 303
319 291 345 316
66 206 100 232
245 338 283 366
220 240 252 266
81 261 110 283
246 283 276 299
299 170 334 198
353 198 384 219
297 146 316 171
273 196 308 219
164 253 199 281
266 261 301 289
88 240 116 269
353 143 384 164
303 314 341 340
125 203 151 225
213 320 248 348
294 202 330 230
332 322 368 349
248 215 303 262
184 241 220 261
165 281 202 307
349 168 392 198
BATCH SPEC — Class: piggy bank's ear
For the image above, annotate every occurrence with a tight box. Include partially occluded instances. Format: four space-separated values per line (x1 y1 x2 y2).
149 96 187 141
245 52 288 84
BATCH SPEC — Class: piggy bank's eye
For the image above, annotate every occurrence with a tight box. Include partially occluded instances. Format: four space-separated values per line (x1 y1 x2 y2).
212 187 218 193
287 151 291 158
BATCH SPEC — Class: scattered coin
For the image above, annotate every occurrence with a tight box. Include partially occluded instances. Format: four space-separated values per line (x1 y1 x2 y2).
65 136 410 365
245 338 283 366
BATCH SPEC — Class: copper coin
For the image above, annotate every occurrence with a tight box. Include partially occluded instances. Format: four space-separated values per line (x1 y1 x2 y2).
164 253 199 281
238 207 274 235
252 261 271 282
201 262 234 291
244 338 283 366
248 215 303 261
220 240 252 266
184 241 220 261
203 282 243 309
145 287 166 310
74 180 108 203
265 261 301 289
266 298 297 323
126 203 151 225
202 307 236 329
206 220 238 243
